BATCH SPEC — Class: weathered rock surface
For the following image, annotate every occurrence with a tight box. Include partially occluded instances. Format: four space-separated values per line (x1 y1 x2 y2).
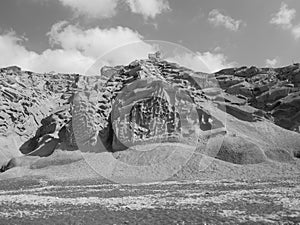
1 57 300 173
215 64 300 132
0 66 79 161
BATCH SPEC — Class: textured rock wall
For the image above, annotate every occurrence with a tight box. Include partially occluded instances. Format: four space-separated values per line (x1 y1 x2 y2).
215 64 300 132
1 59 300 158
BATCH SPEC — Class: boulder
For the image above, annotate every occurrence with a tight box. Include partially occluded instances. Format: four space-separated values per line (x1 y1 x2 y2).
215 135 267 164
272 92 300 130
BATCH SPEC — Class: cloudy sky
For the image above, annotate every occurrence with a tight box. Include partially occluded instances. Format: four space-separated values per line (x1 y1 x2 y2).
0 0 300 74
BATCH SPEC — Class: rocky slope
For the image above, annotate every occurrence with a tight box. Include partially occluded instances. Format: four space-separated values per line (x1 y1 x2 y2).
0 55 300 177
215 64 300 132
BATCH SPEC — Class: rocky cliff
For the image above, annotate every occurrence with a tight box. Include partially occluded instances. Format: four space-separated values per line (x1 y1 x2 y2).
1 56 300 172
215 64 300 131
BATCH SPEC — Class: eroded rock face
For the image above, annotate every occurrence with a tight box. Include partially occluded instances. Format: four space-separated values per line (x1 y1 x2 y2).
73 57 223 152
0 67 79 159
215 64 300 132
1 56 300 169
110 79 198 151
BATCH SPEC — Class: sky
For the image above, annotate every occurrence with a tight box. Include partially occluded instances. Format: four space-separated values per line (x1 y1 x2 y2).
0 0 300 74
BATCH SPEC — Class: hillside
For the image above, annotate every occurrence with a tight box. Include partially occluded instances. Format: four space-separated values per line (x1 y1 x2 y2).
0 55 300 182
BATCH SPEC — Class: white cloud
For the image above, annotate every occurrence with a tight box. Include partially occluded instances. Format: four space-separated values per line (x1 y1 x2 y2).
126 0 170 19
213 46 222 52
208 9 244 31
48 21 145 59
32 49 95 74
57 0 119 19
292 24 300 39
48 21 234 73
270 2 296 29
198 51 236 73
0 31 38 69
0 29 235 74
265 58 279 67
34 0 170 20
0 22 155 74
167 53 209 72
0 31 94 74
270 3 300 40
0 21 233 74
167 51 236 73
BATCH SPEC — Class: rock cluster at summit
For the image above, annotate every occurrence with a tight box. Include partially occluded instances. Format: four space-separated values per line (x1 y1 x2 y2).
0 54 300 172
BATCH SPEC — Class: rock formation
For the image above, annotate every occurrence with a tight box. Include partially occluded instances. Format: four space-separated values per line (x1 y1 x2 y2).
0 56 300 173
215 64 300 131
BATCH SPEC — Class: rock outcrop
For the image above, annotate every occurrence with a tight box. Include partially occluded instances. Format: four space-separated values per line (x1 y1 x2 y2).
215 64 300 132
1 57 300 173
